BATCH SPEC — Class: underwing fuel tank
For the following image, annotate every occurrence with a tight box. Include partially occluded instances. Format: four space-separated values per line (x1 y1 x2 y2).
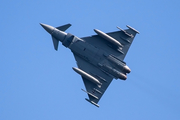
72 67 102 87
94 29 123 48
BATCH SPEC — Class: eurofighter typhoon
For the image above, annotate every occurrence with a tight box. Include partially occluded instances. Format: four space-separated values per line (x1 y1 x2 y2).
40 23 139 107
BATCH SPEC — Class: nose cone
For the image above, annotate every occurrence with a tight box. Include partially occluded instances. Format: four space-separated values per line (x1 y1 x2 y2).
40 23 55 34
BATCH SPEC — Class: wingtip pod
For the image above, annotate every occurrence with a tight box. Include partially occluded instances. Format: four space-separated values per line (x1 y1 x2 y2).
85 98 100 107
126 25 140 34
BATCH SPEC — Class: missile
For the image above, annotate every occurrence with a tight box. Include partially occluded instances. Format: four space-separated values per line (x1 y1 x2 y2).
72 67 102 87
81 89 99 99
117 26 134 38
94 29 123 48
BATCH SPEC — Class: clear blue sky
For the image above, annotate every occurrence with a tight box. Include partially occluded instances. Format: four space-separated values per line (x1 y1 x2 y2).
1 0 180 120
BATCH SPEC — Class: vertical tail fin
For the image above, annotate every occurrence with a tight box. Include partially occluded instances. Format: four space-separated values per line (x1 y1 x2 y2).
56 24 71 32
52 36 59 51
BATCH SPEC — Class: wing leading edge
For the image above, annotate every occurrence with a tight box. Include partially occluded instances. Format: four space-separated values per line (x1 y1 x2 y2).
81 25 139 60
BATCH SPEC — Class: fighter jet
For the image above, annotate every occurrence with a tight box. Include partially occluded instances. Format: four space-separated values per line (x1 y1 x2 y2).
40 23 139 107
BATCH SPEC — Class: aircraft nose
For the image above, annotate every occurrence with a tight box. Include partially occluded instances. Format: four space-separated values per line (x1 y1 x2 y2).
40 23 55 34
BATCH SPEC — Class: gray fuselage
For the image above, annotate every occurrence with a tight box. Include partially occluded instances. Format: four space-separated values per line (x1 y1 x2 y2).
68 36 129 80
